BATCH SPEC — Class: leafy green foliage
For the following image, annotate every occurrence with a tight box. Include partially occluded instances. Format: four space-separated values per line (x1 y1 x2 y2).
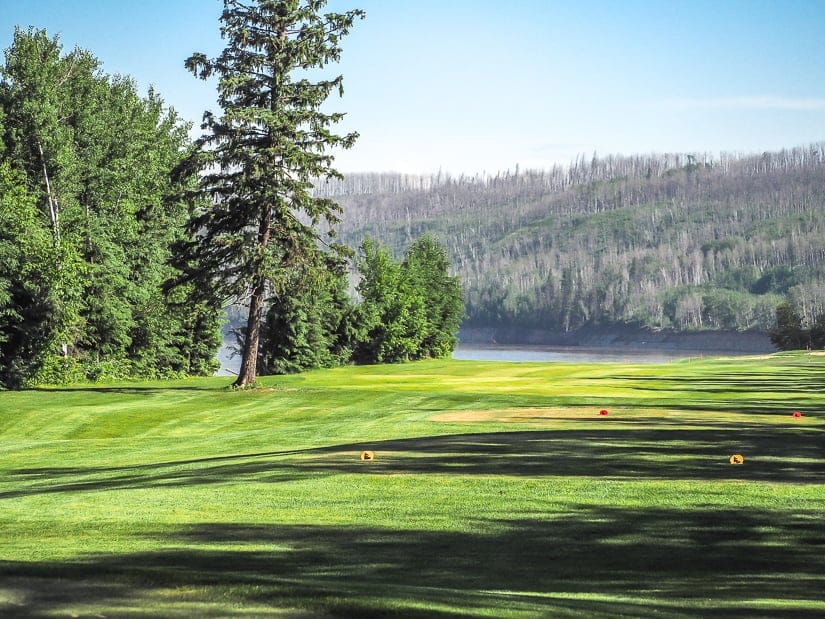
258 255 356 374
403 235 465 358
770 301 825 350
770 302 806 350
353 238 426 363
0 28 220 387
810 312 825 349
0 162 58 388
255 234 463 373
353 236 463 364
750 265 806 295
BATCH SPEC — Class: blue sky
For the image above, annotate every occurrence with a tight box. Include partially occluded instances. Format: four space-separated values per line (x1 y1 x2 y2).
2 0 824 174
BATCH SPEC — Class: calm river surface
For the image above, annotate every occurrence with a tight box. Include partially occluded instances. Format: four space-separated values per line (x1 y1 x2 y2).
216 343 751 375
451 344 746 364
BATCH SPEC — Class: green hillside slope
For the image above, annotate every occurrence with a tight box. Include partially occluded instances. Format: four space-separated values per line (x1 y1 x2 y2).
325 145 825 335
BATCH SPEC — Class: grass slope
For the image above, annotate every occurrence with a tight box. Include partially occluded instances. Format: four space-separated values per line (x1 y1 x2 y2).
1 353 824 617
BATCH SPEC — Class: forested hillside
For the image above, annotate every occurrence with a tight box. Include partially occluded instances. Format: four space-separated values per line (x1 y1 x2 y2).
321 145 825 334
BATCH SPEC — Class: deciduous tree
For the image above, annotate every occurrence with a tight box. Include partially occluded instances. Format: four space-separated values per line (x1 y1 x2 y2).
1 27 218 385
0 162 58 388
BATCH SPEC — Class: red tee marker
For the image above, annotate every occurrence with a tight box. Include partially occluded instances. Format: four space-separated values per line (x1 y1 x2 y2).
792 411 802 418
599 409 609 416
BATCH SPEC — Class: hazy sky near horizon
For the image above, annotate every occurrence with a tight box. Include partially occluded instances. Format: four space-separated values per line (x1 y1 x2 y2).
2 0 824 175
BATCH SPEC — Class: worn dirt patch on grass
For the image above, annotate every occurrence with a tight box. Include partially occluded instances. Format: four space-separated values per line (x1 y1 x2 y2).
431 407 815 426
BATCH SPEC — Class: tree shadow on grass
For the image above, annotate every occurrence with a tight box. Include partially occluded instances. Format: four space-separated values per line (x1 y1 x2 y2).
3 424 823 500
33 385 219 394
2 506 824 617
607 364 825 399
340 427 825 483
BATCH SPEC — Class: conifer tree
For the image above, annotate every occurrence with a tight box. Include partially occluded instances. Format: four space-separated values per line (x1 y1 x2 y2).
177 0 364 387
352 236 463 365
770 302 807 350
258 255 354 374
403 235 465 358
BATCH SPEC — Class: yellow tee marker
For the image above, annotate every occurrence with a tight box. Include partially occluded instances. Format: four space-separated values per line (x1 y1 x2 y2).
729 454 744 465
360 450 375 461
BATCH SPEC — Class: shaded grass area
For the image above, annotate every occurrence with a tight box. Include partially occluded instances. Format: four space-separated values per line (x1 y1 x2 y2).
1 353 824 616
3 509 825 618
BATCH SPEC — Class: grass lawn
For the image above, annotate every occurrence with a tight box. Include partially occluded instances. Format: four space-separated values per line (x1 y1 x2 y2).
1 352 824 617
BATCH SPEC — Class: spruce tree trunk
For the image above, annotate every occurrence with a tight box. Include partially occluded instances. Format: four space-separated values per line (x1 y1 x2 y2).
234 276 266 388
234 211 272 388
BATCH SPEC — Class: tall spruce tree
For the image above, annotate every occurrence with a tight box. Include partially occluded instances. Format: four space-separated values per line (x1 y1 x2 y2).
177 0 364 387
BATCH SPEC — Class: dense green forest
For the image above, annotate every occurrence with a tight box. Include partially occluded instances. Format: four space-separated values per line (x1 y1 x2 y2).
0 23 463 388
255 235 464 374
321 145 825 335
0 27 222 388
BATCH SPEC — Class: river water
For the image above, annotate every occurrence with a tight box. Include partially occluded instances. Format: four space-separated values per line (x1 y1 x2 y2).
216 343 753 375
451 344 745 364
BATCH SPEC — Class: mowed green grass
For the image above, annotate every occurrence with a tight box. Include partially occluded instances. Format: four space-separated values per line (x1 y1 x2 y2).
1 353 824 617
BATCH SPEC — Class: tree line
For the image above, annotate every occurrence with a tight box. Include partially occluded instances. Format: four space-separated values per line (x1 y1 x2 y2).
256 235 463 374
6 0 824 390
1 5 464 389
327 145 825 337
0 27 222 388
